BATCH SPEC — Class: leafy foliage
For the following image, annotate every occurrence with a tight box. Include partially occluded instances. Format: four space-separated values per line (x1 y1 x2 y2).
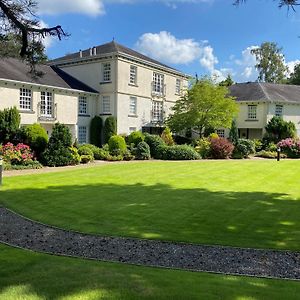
219 74 234 86
90 116 103 147
265 116 296 143
78 145 94 159
0 106 20 143
108 135 127 156
195 137 211 159
0 142 34 165
159 144 200 160
229 119 239 145
210 137 234 159
277 138 300 158
144 134 166 159
232 139 255 159
161 127 174 146
136 141 151 160
166 79 238 137
127 131 144 146
287 63 300 85
104 117 117 144
251 42 288 83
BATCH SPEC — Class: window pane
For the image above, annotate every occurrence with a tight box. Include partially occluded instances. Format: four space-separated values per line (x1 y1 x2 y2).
130 65 137 85
152 73 164 94
19 88 32 110
102 96 111 113
129 97 137 115
79 96 88 115
152 101 163 121
102 63 111 82
248 105 257 119
217 129 225 138
275 105 283 117
78 126 87 144
41 91 53 116
176 79 181 94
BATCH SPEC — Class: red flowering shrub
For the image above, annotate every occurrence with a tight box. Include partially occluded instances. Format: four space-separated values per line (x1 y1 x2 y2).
210 137 234 159
0 142 34 165
277 138 300 158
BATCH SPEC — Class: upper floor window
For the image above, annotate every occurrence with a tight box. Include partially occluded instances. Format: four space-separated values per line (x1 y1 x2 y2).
152 100 163 122
40 91 53 116
20 88 32 110
248 105 257 120
152 72 164 95
130 65 137 85
102 63 111 82
102 96 111 114
78 126 87 144
78 96 88 115
175 79 181 94
129 97 137 115
275 105 283 117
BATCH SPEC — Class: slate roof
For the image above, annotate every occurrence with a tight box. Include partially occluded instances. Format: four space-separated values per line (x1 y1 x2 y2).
50 41 182 73
0 57 98 93
229 82 300 104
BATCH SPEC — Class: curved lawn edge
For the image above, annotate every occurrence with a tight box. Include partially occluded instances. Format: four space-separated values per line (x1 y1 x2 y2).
1 207 300 280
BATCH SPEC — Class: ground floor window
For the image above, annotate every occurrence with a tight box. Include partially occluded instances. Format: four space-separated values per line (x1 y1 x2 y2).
78 126 87 144
216 129 225 138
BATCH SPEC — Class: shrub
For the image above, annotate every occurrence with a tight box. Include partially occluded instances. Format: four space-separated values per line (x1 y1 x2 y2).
277 138 300 158
127 131 144 146
80 155 93 164
265 116 296 143
144 134 166 159
159 144 200 160
123 150 135 161
253 139 263 152
136 141 151 160
173 135 192 145
106 154 123 161
195 137 211 159
4 160 42 170
210 138 234 159
232 139 255 159
90 116 103 147
108 135 127 156
104 116 117 144
41 123 73 167
0 142 34 165
0 106 20 143
265 142 277 152
22 123 48 156
161 127 174 146
78 145 94 159
255 150 286 159
70 147 81 165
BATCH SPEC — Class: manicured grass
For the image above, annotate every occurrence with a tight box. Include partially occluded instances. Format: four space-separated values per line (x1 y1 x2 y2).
1 160 300 250
0 244 299 300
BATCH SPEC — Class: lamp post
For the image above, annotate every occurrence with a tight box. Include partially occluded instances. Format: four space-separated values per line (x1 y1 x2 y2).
277 147 281 162
0 157 3 186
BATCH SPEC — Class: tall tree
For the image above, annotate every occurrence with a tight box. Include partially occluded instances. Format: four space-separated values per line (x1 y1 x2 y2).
166 79 238 138
287 63 300 85
0 0 67 69
251 42 288 83
219 74 234 87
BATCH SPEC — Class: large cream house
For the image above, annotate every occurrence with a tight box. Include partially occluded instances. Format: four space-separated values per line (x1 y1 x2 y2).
0 41 189 143
216 82 300 139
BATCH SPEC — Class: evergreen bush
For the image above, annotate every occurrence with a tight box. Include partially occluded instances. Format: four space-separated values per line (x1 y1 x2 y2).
103 116 117 144
144 134 166 159
108 135 127 156
127 131 144 146
90 116 103 147
0 106 20 143
136 141 151 160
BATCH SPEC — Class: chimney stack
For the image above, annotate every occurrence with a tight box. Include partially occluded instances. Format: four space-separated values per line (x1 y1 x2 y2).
79 50 82 58
89 48 93 56
93 47 97 56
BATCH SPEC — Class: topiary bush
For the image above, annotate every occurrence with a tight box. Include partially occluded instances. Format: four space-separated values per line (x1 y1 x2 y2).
104 116 117 144
161 127 174 146
90 116 103 147
144 134 166 159
22 123 48 157
136 141 151 160
108 135 127 156
127 131 144 147
41 123 73 167
161 144 200 160
232 139 255 159
195 137 211 159
210 137 234 159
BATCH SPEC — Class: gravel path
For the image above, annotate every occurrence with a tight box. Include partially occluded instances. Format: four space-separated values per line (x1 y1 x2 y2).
0 207 299 280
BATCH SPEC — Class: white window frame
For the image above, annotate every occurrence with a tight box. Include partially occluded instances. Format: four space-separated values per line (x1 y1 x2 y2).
275 104 283 117
129 97 137 115
152 100 163 122
19 88 32 110
248 105 257 120
102 96 111 114
216 129 225 138
130 65 137 85
102 63 111 82
152 72 165 95
40 91 53 117
78 126 87 144
175 79 181 95
78 96 88 115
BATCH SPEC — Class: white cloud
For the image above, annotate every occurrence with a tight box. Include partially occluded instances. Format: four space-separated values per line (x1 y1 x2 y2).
37 20 54 49
136 31 201 64
199 45 218 72
286 60 300 75
37 0 105 16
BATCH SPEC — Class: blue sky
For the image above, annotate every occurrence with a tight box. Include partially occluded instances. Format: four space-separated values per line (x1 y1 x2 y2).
37 0 300 82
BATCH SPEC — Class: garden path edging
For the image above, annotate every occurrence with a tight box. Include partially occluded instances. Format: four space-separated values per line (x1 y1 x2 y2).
0 207 299 280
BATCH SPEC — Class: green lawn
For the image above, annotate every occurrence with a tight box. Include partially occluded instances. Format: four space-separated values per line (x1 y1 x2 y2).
1 160 300 250
0 244 299 300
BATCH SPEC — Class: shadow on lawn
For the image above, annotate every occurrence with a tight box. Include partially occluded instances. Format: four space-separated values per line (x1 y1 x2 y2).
0 243 299 300
1 182 299 251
